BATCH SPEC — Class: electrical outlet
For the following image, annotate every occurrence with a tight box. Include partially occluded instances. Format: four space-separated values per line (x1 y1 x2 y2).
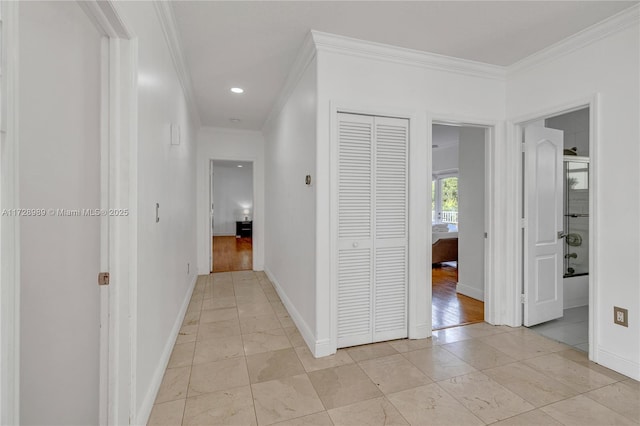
614 306 628 327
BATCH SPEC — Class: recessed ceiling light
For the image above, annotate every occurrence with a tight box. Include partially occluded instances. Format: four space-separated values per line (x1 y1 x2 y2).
237 165 243 168
229 118 242 123
230 87 244 94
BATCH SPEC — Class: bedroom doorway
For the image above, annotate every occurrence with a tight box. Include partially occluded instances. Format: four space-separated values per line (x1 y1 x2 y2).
431 124 487 330
210 159 254 273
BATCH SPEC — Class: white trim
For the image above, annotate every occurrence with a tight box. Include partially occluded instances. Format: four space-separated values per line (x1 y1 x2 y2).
263 31 317 130
205 156 262 273
134 273 197 426
264 268 323 355
312 30 505 81
508 4 640 76
328 102 428 355
152 0 201 127
0 2 20 424
597 348 640 381
456 283 484 302
509 95 599 363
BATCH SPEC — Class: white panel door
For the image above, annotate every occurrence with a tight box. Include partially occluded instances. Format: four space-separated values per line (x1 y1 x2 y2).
373 117 408 342
337 113 408 347
524 126 564 326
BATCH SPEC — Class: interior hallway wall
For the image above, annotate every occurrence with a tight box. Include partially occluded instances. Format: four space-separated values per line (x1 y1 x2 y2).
211 163 253 236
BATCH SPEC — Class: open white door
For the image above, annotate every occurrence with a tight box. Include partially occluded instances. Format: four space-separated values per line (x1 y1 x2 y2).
209 161 215 272
524 126 564 326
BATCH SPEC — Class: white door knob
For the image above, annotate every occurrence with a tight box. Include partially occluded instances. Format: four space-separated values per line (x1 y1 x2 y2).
352 242 359 248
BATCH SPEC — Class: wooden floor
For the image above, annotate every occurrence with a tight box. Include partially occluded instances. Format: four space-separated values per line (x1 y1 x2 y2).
432 262 484 330
211 236 253 273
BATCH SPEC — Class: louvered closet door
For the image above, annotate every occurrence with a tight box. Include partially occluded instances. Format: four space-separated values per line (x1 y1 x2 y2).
337 113 408 348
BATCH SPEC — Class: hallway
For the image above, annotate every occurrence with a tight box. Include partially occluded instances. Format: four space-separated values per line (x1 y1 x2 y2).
149 272 638 425
432 263 484 330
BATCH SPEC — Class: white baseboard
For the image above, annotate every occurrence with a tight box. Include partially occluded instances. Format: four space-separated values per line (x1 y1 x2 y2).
264 268 321 357
564 297 589 309
409 323 431 339
135 273 197 426
597 348 640 381
456 282 484 301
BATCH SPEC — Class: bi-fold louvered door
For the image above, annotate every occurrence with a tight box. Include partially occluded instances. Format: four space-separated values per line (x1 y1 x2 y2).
337 112 409 348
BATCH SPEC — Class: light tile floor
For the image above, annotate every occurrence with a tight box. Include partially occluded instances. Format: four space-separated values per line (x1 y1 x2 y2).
529 306 589 352
149 273 639 425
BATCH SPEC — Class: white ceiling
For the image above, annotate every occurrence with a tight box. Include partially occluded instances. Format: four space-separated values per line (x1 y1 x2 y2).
172 1 637 130
211 159 253 169
432 124 460 150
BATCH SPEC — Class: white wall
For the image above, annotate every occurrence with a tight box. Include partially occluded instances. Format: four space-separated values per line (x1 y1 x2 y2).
507 19 640 379
197 127 265 273
211 164 253 236
432 146 459 174
457 127 486 301
116 2 199 420
263 56 318 347
315 43 506 355
18 3 101 424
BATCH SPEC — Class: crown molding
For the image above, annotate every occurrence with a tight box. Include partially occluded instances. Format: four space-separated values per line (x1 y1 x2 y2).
310 30 506 81
508 3 640 77
262 31 317 131
153 1 201 127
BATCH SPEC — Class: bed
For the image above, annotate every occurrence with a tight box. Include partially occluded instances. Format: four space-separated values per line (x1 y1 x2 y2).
432 230 458 264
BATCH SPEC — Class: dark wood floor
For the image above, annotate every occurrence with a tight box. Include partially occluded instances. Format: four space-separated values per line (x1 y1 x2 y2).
212 236 253 273
432 262 484 330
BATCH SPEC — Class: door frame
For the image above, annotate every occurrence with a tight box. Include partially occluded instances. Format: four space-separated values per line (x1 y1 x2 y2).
509 95 599 360
0 2 138 424
207 157 259 272
431 117 497 327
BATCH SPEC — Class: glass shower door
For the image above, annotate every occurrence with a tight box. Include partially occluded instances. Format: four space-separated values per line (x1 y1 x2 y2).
564 157 589 277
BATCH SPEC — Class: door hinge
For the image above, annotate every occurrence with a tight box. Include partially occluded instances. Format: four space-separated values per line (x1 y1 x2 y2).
520 294 526 304
98 272 110 286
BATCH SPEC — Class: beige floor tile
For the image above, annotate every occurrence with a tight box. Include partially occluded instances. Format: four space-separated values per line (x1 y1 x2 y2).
387 383 483 425
238 302 275 318
431 324 499 345
252 374 325 425
211 283 235 298
278 316 296 329
197 319 241 341
387 338 433 353
585 380 640 422
155 366 191 404
243 328 293 356
328 396 408 426
177 324 198 344
480 329 568 360
346 342 398 362
247 348 305 384
437 372 534 423
193 335 244 364
358 354 432 394
441 339 516 370
524 353 616 393
483 362 578 407
556 349 630 382
540 394 637 426
232 270 257 282
167 342 195 369
202 296 236 310
211 272 232 283
187 299 203 313
148 399 186 426
200 307 239 324
182 310 200 327
273 411 333 426
295 346 354 373
403 346 476 381
284 327 306 347
491 409 563 426
188 357 250 397
240 314 283 334
263 289 281 303
183 385 256 426
308 363 382 410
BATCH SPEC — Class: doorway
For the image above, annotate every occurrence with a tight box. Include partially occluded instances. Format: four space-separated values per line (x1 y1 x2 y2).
431 124 487 330
210 160 254 273
522 107 591 353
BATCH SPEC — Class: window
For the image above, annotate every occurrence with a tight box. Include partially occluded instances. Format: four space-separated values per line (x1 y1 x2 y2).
432 172 458 224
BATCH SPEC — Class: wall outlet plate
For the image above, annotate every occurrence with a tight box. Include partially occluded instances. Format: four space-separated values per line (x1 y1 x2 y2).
614 306 628 327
